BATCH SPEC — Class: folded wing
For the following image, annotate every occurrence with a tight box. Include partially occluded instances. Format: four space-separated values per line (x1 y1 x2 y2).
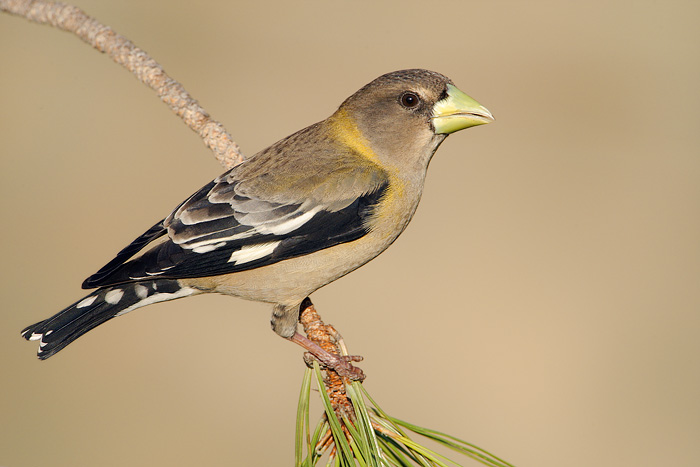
83 149 388 288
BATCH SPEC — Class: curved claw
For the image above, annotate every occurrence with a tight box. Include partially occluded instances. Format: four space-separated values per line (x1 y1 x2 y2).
292 333 366 381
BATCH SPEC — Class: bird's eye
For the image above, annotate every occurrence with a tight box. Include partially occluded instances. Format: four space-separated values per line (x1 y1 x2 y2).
400 92 420 108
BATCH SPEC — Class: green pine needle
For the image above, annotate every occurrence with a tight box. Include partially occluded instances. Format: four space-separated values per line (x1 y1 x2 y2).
295 365 515 467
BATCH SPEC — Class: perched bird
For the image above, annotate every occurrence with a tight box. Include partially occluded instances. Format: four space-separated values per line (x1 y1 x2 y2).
21 69 493 375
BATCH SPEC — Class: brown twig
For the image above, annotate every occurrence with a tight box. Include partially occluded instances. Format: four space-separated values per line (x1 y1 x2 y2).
299 299 357 422
0 0 244 169
298 299 365 459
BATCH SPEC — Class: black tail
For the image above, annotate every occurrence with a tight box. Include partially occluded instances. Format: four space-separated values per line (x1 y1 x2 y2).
21 279 195 360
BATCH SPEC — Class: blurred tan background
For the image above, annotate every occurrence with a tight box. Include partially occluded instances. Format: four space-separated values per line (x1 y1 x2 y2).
2 1 699 466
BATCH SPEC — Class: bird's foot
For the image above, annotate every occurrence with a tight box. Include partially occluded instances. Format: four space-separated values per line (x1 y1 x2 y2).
303 352 365 381
291 332 365 381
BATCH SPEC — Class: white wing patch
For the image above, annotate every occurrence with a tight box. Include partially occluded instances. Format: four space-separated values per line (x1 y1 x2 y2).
258 206 321 236
174 207 321 251
143 265 174 277
192 241 227 254
228 241 281 264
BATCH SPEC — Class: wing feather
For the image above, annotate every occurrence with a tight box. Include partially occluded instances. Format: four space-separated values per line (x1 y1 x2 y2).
83 139 389 288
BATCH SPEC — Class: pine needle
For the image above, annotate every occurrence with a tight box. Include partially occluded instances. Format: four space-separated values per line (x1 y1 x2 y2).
295 366 516 467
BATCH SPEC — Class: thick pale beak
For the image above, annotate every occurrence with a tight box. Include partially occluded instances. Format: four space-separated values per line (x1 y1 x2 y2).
431 84 494 134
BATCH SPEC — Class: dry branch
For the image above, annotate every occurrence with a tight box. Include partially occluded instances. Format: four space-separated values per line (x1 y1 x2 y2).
0 0 244 169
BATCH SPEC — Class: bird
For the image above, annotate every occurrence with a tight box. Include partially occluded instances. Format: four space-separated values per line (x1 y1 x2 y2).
21 69 493 377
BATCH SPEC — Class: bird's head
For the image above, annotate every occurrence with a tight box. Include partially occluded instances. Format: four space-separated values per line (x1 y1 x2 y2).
329 69 494 173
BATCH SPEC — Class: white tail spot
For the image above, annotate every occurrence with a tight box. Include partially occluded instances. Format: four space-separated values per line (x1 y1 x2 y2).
105 289 124 304
135 284 149 299
114 287 196 317
76 295 98 308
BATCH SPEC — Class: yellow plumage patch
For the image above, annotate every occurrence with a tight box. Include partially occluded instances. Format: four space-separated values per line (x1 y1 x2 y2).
329 109 407 237
329 109 381 165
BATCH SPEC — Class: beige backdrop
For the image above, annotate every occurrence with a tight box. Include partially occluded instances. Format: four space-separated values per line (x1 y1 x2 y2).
1 1 699 466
